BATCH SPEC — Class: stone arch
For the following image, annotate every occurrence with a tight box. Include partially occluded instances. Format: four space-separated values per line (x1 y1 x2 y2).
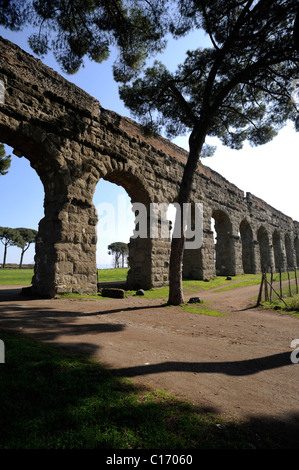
273 230 285 271
0 127 68 296
239 219 255 274
94 166 171 290
103 169 152 206
212 209 235 276
257 226 271 271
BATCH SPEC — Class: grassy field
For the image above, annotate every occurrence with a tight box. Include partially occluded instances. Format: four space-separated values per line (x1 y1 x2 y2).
257 270 299 315
2 268 299 316
0 329 278 449
0 268 34 285
98 268 129 282
0 268 262 316
0 267 130 285
0 267 262 292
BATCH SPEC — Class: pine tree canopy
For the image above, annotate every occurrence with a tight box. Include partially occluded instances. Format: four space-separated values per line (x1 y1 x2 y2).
0 143 11 175
0 0 168 75
118 0 298 150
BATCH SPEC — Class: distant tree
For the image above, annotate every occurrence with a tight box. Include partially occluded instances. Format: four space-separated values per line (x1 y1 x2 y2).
15 228 38 269
0 227 21 268
108 242 128 268
0 144 11 176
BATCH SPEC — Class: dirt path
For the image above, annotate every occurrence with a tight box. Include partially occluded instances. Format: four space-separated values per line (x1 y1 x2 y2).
0 282 299 446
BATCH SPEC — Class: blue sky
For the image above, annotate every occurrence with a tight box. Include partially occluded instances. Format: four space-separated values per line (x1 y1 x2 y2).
0 24 298 268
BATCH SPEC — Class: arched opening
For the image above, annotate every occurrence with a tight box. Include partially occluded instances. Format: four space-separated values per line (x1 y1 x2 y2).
179 201 204 279
93 178 134 278
257 226 271 272
273 230 284 271
212 209 234 276
285 233 294 269
0 143 44 272
93 168 171 290
0 124 72 297
240 219 255 274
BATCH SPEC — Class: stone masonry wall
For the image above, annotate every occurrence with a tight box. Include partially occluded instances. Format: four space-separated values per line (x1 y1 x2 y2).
0 36 298 296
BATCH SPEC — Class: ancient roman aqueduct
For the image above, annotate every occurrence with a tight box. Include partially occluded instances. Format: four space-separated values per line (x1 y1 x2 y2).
0 36 298 297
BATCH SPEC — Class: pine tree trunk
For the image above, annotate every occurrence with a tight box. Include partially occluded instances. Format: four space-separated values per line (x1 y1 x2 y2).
168 235 185 305
167 129 205 306
19 250 25 269
2 244 7 269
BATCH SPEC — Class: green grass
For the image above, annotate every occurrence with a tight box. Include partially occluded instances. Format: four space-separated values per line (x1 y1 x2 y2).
0 268 130 286
97 268 129 283
258 271 299 316
133 286 170 299
0 268 262 294
181 275 259 293
213 276 262 292
0 268 34 285
0 329 278 449
126 275 263 300
7 268 299 320
180 302 225 317
0 269 263 315
263 294 299 318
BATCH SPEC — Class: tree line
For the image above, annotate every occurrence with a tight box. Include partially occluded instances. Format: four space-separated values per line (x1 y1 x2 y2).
0 227 37 269
108 242 129 268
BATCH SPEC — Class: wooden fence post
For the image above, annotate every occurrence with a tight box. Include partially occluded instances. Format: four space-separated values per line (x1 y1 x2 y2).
264 269 269 302
270 267 273 302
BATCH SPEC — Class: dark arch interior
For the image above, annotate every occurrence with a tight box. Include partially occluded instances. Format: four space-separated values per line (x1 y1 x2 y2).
212 209 235 276
272 230 284 271
284 233 294 269
240 219 255 274
257 226 271 271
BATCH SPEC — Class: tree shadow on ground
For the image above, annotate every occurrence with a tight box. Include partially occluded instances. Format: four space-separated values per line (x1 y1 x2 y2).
0 328 298 450
0 290 298 449
111 351 292 377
